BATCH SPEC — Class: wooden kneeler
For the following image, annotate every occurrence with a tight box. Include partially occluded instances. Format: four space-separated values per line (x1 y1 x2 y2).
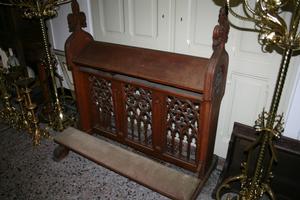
53 127 217 200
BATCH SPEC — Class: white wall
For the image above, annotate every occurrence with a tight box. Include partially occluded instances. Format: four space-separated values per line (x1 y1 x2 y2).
48 0 94 50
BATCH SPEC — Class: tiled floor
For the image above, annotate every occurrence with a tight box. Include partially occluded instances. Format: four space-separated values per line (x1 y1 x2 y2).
0 123 220 200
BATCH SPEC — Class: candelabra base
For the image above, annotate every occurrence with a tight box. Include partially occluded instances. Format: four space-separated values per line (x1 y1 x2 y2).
48 104 76 132
32 125 52 146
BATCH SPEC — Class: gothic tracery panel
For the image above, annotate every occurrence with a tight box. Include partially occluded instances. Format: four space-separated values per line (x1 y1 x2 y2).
125 84 152 146
89 75 116 133
166 96 200 162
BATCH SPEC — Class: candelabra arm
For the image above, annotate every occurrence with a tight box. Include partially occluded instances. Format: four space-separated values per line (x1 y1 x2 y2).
289 1 300 44
226 0 259 24
54 0 72 6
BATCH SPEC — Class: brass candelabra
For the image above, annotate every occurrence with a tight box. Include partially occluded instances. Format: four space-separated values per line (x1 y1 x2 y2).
0 0 73 132
216 1 300 200
0 67 50 145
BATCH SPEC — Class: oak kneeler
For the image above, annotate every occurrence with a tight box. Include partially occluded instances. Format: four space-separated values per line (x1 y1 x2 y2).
53 1 230 199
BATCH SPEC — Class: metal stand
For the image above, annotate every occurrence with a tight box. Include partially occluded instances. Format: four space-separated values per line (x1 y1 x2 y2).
38 15 72 131
216 1 300 199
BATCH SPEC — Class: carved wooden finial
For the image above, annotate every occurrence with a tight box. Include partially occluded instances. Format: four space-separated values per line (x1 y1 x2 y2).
212 6 230 51
67 0 87 32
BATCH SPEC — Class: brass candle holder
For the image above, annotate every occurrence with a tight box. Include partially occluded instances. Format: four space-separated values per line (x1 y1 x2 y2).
216 1 300 200
9 70 31 131
16 77 50 145
0 0 73 132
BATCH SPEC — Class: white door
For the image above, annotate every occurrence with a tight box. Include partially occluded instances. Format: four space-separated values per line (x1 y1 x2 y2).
174 0 217 58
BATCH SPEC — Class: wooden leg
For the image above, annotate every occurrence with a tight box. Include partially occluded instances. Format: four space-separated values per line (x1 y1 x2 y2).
53 145 70 162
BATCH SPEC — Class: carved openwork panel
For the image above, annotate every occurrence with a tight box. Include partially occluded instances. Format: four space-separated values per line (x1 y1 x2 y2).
89 75 116 133
166 96 200 163
125 84 152 146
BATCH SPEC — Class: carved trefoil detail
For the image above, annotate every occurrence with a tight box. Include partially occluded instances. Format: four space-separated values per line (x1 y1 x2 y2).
166 96 200 163
89 75 116 132
125 84 152 146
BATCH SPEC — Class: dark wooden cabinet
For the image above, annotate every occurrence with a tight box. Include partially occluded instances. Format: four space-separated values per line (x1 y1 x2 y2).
213 123 300 200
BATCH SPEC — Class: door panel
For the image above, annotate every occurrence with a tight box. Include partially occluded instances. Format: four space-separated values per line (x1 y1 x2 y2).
228 73 268 128
130 0 157 38
103 0 125 34
174 0 219 58
91 0 172 51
